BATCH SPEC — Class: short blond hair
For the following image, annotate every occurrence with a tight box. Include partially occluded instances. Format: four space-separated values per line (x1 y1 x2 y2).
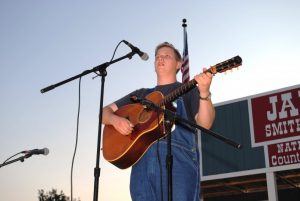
155 42 182 61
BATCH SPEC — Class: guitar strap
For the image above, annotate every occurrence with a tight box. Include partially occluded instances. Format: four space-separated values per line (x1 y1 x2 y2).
145 87 155 94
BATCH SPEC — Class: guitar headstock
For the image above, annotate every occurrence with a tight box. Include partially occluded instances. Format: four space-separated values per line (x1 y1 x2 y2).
207 55 242 74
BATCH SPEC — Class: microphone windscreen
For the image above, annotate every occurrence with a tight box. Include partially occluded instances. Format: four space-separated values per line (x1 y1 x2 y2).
43 148 50 155
141 53 149 61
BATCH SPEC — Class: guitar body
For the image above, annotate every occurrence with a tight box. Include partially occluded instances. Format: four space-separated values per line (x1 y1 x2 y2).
103 91 166 169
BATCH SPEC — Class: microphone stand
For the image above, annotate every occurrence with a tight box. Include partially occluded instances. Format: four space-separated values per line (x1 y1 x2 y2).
155 105 174 201
134 97 241 201
40 51 137 201
164 113 174 201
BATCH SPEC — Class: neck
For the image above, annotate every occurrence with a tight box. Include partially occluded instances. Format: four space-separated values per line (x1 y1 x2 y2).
157 75 177 86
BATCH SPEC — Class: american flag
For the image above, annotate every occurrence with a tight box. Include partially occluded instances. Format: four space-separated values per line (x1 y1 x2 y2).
181 25 190 83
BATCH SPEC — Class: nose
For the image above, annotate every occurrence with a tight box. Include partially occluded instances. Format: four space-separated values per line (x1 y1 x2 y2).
156 55 163 61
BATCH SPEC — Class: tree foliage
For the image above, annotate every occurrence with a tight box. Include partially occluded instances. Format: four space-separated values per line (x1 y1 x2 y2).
38 189 80 201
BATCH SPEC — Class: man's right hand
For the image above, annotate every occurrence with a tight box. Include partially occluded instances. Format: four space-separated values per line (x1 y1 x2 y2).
111 115 134 135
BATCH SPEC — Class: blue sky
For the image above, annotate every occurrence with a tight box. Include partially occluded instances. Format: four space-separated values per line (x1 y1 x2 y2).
1 1 299 201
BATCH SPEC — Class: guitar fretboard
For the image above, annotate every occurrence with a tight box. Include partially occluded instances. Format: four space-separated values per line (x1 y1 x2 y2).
158 55 242 107
159 79 197 107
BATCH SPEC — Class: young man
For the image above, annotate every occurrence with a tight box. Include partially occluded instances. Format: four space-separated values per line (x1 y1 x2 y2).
102 42 215 201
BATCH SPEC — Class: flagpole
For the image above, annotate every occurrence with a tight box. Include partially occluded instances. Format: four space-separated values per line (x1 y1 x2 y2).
181 18 190 83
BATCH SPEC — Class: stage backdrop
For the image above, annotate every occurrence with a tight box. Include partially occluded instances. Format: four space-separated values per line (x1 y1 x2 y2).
200 84 300 180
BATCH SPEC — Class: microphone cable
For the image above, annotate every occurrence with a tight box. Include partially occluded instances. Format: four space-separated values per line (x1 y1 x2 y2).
70 76 81 201
92 40 123 79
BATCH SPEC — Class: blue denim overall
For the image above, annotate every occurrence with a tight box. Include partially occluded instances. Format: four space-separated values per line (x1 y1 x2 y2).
130 96 200 201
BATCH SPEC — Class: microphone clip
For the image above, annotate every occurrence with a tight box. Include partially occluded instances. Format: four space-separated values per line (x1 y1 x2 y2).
130 96 159 112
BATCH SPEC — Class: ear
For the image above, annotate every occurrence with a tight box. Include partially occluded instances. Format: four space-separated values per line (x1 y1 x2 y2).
175 61 182 74
176 61 182 70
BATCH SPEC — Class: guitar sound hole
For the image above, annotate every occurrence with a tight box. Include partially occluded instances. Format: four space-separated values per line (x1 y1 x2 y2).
138 109 152 123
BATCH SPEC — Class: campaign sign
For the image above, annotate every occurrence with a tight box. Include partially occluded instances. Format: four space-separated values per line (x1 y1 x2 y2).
250 87 300 145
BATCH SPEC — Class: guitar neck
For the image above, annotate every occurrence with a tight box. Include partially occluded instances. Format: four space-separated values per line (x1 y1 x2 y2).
160 79 197 106
159 55 242 106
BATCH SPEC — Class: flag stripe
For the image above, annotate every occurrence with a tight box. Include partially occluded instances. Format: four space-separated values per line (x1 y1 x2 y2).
181 27 190 83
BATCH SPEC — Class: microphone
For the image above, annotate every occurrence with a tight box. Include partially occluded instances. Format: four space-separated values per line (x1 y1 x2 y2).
21 148 49 156
123 40 149 61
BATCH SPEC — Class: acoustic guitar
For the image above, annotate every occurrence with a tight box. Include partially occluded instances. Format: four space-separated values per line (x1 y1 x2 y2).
102 55 242 169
